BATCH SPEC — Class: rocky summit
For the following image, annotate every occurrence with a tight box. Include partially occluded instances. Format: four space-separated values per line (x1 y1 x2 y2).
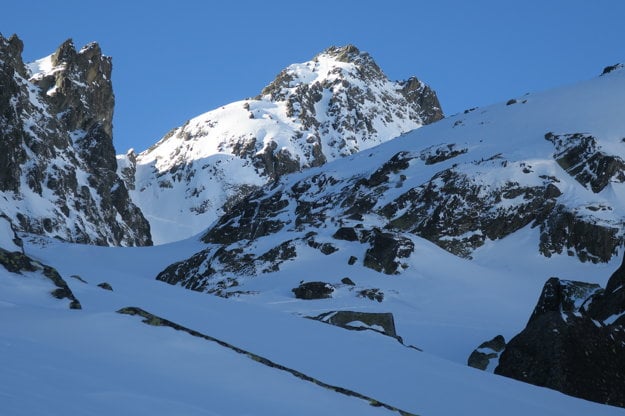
121 44 442 244
0 34 151 246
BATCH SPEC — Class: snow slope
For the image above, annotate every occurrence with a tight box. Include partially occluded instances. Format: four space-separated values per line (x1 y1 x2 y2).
122 45 441 244
0 235 621 415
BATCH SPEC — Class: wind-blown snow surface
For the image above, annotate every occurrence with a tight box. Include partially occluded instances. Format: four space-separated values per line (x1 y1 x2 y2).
122 46 439 244
0 235 622 416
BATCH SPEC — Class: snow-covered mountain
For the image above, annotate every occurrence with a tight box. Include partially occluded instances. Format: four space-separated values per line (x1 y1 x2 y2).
159 64 625 290
154 63 625 407
0 34 151 246
2 34 625 414
121 45 442 244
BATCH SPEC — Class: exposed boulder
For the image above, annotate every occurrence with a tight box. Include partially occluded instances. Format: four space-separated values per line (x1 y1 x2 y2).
357 288 385 302
312 311 398 338
467 335 506 371
363 230 414 274
292 281 334 300
333 226 359 242
496 271 625 408
341 277 356 286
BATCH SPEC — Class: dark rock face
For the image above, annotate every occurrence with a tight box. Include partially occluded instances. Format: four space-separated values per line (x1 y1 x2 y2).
157 238 298 294
292 281 334 300
467 335 506 371
202 189 289 245
333 227 359 241
397 76 443 125
381 163 561 258
545 132 625 193
539 204 622 263
0 34 151 246
363 230 414 275
496 271 625 407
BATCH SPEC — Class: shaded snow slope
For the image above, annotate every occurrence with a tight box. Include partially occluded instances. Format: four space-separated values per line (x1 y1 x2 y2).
121 45 442 244
0 235 621 416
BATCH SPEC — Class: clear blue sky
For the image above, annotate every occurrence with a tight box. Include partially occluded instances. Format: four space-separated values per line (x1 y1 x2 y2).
2 1 625 153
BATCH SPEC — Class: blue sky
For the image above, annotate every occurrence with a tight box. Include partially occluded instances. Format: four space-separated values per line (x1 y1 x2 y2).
2 1 625 153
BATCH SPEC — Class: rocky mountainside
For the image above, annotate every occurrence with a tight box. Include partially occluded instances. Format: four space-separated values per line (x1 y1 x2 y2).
157 65 625 293
152 64 625 407
120 45 442 244
0 34 151 246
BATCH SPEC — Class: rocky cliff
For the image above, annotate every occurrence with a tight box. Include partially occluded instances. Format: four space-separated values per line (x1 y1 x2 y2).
0 34 151 246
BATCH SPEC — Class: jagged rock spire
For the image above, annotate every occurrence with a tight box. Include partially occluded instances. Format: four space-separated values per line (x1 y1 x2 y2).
0 35 152 246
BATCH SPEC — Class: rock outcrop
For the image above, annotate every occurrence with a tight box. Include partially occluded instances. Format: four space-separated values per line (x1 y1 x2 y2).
496 268 625 407
311 311 398 338
292 281 334 300
467 335 506 371
0 214 81 309
0 34 151 246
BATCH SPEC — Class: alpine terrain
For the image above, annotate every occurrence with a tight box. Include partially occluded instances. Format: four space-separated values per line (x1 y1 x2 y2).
119 44 442 243
1 34 625 415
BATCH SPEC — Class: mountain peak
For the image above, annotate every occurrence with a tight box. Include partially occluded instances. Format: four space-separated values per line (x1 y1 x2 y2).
319 44 365 62
0 33 27 77
0 36 151 246
51 38 77 64
131 44 443 243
